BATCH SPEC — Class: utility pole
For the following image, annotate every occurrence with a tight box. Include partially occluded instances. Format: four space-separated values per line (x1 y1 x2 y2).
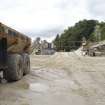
94 25 101 42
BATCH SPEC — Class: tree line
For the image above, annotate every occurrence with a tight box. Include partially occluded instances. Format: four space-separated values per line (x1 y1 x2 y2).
53 19 105 51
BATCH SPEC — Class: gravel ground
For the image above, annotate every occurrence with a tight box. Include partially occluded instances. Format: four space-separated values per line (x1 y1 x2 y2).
0 52 105 105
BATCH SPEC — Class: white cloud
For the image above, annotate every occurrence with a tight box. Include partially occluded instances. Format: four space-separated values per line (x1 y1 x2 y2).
87 0 105 20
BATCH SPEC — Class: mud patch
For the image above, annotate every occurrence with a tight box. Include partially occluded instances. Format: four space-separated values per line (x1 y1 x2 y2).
30 83 49 93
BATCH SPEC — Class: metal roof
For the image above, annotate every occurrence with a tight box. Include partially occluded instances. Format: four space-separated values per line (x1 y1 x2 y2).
90 40 105 48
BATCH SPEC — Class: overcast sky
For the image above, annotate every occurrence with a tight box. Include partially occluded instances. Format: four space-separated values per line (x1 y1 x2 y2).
0 0 105 42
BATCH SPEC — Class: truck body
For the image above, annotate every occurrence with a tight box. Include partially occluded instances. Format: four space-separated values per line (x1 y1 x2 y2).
0 23 31 81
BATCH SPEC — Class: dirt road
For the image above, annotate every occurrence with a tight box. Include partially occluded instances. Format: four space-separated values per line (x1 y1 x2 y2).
0 52 105 105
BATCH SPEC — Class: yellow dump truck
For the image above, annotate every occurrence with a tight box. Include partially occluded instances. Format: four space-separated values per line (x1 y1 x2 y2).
0 22 31 81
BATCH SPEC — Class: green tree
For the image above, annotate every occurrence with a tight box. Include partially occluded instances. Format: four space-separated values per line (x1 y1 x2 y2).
53 34 60 51
53 19 98 51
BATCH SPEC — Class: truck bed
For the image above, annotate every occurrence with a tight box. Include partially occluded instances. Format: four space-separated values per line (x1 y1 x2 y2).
0 22 31 54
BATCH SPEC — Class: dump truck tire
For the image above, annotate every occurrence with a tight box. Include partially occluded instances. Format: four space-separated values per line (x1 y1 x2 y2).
23 54 30 75
4 54 23 81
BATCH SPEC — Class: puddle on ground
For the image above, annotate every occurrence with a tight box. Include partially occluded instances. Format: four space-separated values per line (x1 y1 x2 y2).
30 83 49 93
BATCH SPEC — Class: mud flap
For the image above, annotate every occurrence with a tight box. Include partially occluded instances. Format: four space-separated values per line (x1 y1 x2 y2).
0 38 7 70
